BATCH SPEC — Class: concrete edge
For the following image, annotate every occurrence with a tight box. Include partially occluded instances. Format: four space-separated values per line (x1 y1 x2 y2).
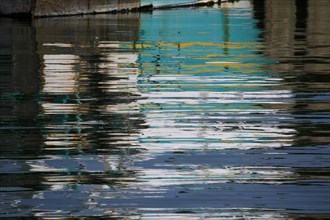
0 0 239 17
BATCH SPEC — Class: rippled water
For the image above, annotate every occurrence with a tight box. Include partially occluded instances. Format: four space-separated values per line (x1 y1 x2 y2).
1 0 330 219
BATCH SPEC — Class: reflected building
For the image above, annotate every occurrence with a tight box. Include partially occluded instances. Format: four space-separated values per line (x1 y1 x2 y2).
254 0 330 145
306 0 330 74
0 18 41 157
32 13 145 215
0 17 43 216
0 13 147 217
36 13 143 157
260 0 329 89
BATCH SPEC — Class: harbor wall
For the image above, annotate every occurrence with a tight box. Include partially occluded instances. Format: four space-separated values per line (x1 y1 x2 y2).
34 0 140 17
0 0 34 15
0 0 140 17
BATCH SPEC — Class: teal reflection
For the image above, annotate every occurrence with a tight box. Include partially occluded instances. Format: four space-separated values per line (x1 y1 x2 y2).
137 7 295 155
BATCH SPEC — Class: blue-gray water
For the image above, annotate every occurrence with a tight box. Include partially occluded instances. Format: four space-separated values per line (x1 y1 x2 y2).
0 1 329 219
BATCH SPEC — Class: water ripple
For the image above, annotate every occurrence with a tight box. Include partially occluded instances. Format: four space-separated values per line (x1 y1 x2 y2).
0 3 329 219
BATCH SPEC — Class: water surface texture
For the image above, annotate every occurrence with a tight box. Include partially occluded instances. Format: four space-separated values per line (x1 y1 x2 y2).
0 0 329 219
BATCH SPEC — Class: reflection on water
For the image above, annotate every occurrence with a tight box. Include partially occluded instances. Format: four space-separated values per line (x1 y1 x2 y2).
0 0 329 219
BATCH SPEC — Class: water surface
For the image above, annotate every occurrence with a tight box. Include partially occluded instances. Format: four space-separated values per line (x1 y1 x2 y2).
0 0 329 219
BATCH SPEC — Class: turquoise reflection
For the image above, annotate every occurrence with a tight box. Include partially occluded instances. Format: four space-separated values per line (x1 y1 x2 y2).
137 7 295 156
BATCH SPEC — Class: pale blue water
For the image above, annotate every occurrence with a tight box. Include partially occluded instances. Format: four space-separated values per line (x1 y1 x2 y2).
0 1 329 219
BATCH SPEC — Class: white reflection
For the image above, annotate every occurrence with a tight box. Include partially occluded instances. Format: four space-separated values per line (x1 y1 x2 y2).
138 88 296 154
221 0 252 9
40 41 140 150
27 155 123 174
136 166 296 187
139 211 291 220
42 54 81 94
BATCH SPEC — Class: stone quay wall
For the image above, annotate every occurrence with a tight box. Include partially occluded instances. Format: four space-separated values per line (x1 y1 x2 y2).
0 0 140 17
0 0 34 15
